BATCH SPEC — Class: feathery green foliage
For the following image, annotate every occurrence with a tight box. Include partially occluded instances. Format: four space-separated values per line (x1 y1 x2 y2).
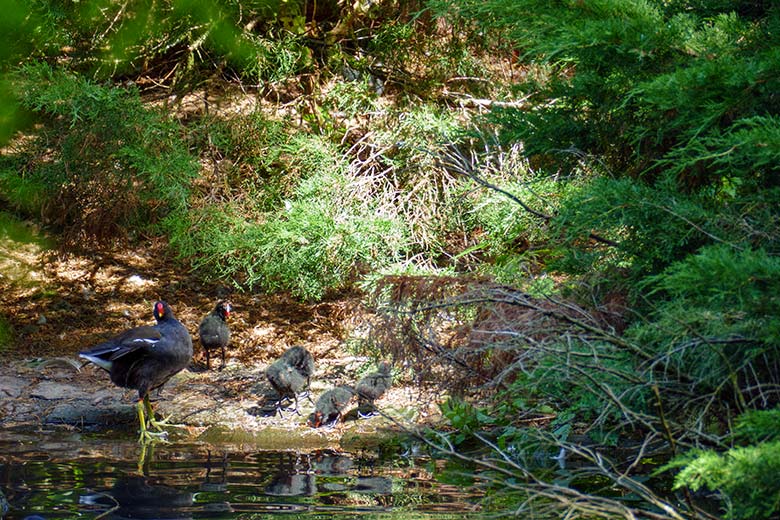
0 62 198 244
734 408 780 444
2 0 779 517
630 245 780 389
169 132 410 300
667 441 780 519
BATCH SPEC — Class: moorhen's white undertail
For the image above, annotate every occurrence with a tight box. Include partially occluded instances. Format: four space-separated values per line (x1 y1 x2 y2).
79 300 193 442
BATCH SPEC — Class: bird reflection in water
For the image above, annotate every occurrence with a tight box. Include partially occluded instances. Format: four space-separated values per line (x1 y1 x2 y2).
313 452 354 492
264 453 316 496
199 450 229 493
354 476 394 495
198 451 234 515
80 475 193 519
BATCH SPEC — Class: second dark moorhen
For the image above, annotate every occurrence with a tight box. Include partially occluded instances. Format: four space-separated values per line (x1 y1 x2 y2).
198 301 232 370
265 346 315 416
79 300 193 442
309 385 356 428
355 361 392 417
279 345 314 386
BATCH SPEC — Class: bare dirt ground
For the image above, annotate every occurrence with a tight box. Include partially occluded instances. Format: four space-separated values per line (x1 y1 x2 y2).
0 235 443 448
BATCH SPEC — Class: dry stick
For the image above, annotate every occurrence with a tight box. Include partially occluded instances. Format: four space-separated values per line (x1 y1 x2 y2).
96 1 129 42
376 284 699 515
427 430 642 519
566 363 659 432
397 291 650 359
558 440 691 520
435 147 619 247
410 330 491 383
369 402 687 520
480 430 685 520
652 384 704 520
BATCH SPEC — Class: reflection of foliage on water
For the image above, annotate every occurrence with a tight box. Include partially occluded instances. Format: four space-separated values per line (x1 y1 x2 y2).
0 436 479 517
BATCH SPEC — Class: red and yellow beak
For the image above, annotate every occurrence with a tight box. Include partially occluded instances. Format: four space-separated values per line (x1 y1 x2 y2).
309 412 323 428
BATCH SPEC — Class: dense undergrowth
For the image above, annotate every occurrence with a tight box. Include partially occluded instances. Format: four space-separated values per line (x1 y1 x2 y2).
0 0 778 518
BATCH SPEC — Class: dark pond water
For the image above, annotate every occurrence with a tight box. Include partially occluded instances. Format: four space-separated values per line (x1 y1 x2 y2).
0 430 480 519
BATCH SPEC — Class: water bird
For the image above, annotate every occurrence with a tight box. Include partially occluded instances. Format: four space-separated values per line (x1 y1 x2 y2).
279 345 315 386
355 361 392 418
79 300 193 442
309 385 356 428
265 346 315 416
198 301 232 370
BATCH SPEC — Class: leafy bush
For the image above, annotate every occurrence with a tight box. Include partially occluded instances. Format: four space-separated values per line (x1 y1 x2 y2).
668 441 780 520
234 32 314 85
734 408 780 443
629 245 780 402
446 140 578 283
169 133 410 300
440 397 496 445
435 0 780 180
1 62 198 245
549 174 711 283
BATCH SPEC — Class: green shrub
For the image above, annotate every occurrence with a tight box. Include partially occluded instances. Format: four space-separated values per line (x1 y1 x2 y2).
667 441 780 520
2 62 198 244
364 105 463 254
437 0 779 180
659 115 780 197
549 174 711 282
234 32 314 85
459 157 574 284
734 408 780 443
630 245 780 389
169 134 411 300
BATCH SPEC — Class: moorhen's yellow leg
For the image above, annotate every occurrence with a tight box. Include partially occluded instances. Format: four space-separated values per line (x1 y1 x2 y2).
143 395 184 431
136 439 151 475
137 399 168 443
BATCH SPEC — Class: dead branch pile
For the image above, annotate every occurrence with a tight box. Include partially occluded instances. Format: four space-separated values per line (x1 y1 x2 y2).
362 275 626 395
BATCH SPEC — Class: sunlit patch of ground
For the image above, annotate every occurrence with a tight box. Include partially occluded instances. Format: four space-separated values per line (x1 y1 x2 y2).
0 230 444 445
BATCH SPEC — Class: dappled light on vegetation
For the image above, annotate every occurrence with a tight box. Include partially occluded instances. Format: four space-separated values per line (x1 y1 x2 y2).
1 0 779 518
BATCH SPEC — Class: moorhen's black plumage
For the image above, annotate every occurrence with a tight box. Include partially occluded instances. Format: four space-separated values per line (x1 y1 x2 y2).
265 346 315 416
309 385 356 428
265 361 307 414
198 301 232 370
279 345 314 386
355 361 392 417
79 300 193 442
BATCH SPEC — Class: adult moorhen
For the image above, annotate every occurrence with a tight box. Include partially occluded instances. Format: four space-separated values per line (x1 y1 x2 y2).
309 385 356 428
355 361 392 418
79 300 193 442
265 345 315 416
198 301 232 370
